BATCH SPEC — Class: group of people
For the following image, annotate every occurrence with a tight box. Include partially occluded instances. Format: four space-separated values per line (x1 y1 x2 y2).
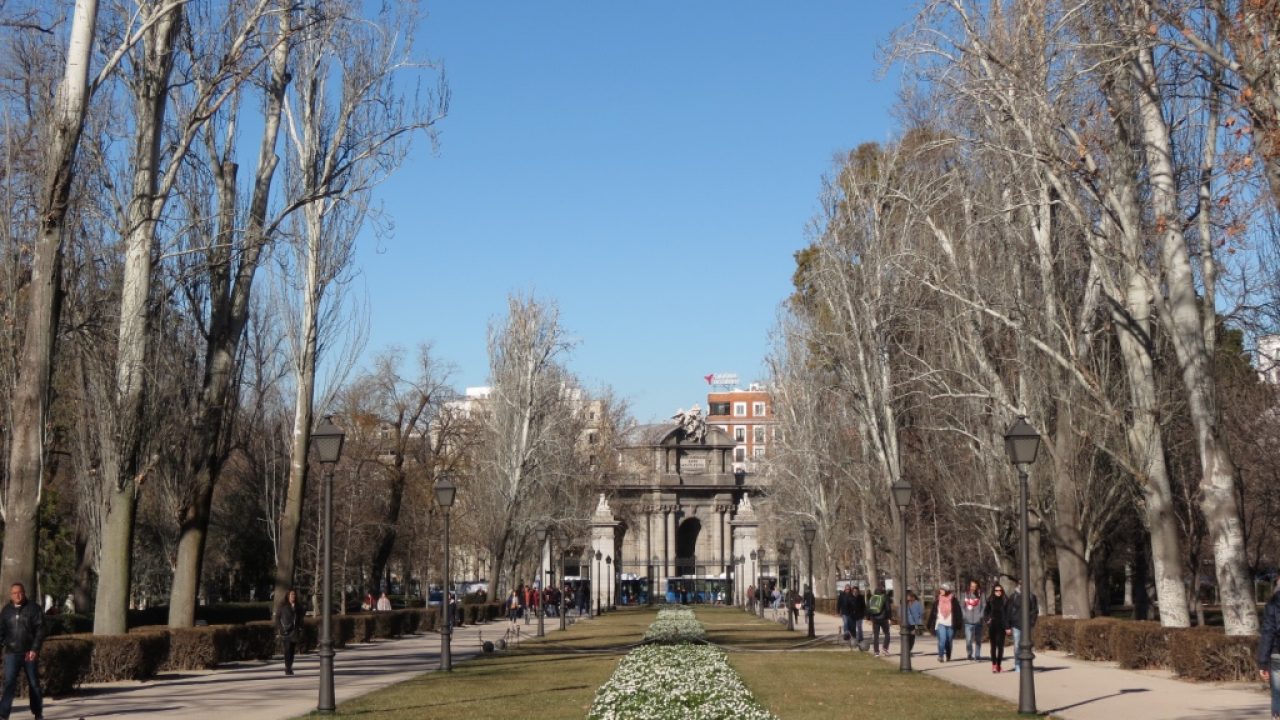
928 580 1038 672
505 583 583 623
836 583 898 656
835 578 1039 670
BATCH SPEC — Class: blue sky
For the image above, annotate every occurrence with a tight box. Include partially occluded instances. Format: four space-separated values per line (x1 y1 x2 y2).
359 2 909 422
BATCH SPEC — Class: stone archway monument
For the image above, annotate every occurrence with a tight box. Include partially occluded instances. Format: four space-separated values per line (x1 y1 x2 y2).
601 406 760 604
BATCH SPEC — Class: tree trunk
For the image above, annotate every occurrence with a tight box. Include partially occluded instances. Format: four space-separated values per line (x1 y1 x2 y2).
272 320 318 606
168 7 290 626
1133 37 1257 635
94 2 182 636
1050 400 1091 618
1 0 99 597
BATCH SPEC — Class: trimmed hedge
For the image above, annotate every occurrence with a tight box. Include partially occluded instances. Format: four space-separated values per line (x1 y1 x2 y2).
35 606 478 697
1032 615 1259 681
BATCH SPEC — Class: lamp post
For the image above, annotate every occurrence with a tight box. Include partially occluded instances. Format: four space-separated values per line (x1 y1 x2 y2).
783 538 795 631
434 476 457 671
750 550 760 617
594 550 602 616
535 526 548 638
1005 416 1041 714
802 522 817 639
557 529 568 631
312 417 344 713
605 555 613 609
892 479 913 672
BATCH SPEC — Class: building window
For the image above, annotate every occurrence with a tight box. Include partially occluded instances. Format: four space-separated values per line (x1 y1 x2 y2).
734 426 747 443
733 402 747 417
753 426 766 444
752 446 767 459
588 431 598 445
734 446 746 462
773 426 784 443
753 401 766 417
709 402 731 416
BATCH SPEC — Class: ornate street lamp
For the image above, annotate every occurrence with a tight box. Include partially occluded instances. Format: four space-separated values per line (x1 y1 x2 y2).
556 529 569 631
535 526 548 638
750 550 760 617
606 555 613 609
1004 416 1041 714
312 416 344 714
434 475 457 671
802 522 817 639
594 550 602 616
783 538 796 631
892 478 913 672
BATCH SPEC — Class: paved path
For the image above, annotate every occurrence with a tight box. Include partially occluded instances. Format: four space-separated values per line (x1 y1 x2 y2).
796 609 1271 719
39 614 564 720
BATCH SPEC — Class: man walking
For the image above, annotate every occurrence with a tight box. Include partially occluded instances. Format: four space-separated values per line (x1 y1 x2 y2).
868 584 893 657
1256 576 1280 720
1005 581 1039 672
961 580 986 661
0 583 44 719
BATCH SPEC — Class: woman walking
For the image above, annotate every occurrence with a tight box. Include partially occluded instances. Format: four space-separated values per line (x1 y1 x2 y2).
985 583 1009 672
926 583 963 662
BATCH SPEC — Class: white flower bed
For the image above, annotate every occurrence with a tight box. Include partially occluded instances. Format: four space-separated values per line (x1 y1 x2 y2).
643 606 706 644
587 643 778 720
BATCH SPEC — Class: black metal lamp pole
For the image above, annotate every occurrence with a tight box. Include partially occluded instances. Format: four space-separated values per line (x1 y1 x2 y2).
892 479 913 672
606 556 613 609
783 539 795 631
557 529 568 631
750 550 761 617
802 523 816 639
535 526 547 638
594 550 602 616
434 476 457 672
312 417 344 714
1005 416 1041 715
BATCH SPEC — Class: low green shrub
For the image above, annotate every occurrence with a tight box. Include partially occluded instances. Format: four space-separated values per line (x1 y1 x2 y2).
1073 617 1125 661
40 637 92 695
164 626 227 670
1168 626 1256 681
1034 616 1078 653
87 631 170 682
1110 621 1169 669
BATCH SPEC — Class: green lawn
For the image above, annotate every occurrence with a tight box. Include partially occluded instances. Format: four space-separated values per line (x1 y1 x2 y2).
297 606 1037 719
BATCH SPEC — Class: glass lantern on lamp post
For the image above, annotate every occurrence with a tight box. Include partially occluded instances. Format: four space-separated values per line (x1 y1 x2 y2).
434 476 457 671
1004 416 1041 714
313 417 344 713
892 479 913 672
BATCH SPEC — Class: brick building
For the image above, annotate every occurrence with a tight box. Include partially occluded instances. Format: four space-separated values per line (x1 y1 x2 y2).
706 383 778 472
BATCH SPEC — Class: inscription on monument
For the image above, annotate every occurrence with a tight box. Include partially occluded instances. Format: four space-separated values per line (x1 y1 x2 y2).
681 457 707 473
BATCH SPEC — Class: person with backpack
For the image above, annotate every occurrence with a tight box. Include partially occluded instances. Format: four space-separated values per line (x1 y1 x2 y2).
867 584 892 657
926 582 963 662
905 590 924 657
960 579 986 662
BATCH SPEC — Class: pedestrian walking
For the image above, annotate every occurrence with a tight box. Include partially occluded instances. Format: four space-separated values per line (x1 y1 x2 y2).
926 582 963 662
867 584 893 656
837 584 856 641
849 585 867 648
1005 581 1039 672
506 590 522 624
376 592 392 612
276 588 302 676
905 590 924 657
961 579 986 661
1257 576 1280 720
985 583 1009 672
802 584 815 629
0 583 44 720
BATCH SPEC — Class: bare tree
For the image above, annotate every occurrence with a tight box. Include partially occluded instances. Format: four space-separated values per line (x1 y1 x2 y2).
271 0 447 606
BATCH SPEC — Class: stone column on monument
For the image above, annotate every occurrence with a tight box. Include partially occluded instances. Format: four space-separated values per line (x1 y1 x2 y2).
666 506 677 580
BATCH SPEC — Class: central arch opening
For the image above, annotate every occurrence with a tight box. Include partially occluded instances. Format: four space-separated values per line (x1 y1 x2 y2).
676 518 701 576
